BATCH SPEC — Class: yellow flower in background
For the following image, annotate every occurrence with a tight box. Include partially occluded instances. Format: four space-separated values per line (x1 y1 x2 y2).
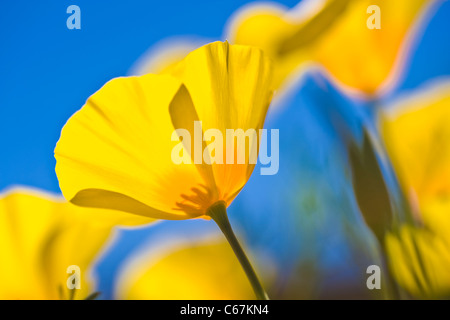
116 238 270 300
381 81 450 298
55 41 273 220
385 226 450 299
381 82 450 232
0 188 152 300
227 0 435 97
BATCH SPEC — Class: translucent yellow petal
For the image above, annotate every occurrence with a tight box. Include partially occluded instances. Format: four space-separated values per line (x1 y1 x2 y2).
381 82 450 207
165 41 273 206
227 3 291 56
116 240 257 300
56 42 273 218
0 190 58 299
55 74 208 219
381 83 450 298
41 213 109 300
385 226 450 299
0 188 143 299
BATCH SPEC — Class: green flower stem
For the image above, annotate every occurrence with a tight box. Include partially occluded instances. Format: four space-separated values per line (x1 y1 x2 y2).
207 201 269 300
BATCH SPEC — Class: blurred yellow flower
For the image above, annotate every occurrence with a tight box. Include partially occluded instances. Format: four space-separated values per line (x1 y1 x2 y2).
0 188 152 300
55 41 273 299
381 82 450 228
348 131 392 242
385 226 450 299
227 0 435 97
116 239 266 300
55 41 273 220
381 81 450 298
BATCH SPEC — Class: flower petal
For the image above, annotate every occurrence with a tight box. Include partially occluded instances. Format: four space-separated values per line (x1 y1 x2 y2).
0 189 58 299
55 74 209 219
0 188 150 299
385 226 450 298
228 0 435 97
313 0 432 96
381 82 450 205
116 239 258 300
165 41 273 205
129 37 207 75
227 1 343 94
381 82 450 298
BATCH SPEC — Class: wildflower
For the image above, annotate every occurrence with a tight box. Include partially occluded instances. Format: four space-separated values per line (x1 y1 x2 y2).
55 41 273 299
227 0 435 97
381 81 450 298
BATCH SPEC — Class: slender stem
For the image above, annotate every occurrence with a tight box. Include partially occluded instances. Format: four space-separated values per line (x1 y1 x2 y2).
207 201 269 300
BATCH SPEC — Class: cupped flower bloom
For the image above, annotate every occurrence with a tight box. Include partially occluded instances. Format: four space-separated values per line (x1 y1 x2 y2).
0 187 152 300
226 0 437 98
55 41 273 220
380 81 450 298
115 237 271 299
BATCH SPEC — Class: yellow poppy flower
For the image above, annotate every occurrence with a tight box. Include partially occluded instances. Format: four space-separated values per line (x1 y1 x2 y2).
381 81 450 298
0 187 152 300
55 41 273 220
227 0 435 97
116 238 269 300
55 41 273 299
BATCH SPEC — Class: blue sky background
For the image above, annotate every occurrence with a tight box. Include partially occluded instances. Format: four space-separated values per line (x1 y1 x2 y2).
1 0 450 299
